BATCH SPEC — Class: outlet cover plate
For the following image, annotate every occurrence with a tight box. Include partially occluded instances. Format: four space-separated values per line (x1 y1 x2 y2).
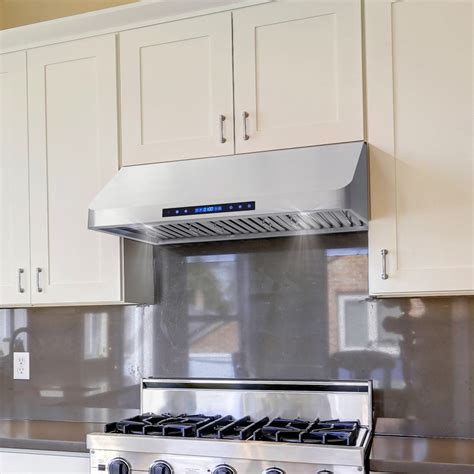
13 352 30 380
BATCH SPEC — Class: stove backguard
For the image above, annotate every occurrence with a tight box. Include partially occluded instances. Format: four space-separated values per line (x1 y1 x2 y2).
140 379 373 430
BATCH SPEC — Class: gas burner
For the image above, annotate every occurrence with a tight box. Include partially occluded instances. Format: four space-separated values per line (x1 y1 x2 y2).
253 418 360 445
197 415 270 440
105 413 220 437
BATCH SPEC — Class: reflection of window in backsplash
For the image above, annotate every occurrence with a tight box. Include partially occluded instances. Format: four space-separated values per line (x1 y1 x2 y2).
84 312 108 360
325 246 404 390
122 306 153 382
186 254 242 378
189 353 235 378
327 246 369 356
325 247 368 257
186 254 238 317
0 309 28 356
0 312 11 357
338 295 401 355
338 294 371 350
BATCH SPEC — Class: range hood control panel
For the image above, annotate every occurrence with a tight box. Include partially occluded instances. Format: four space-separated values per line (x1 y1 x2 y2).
162 201 256 217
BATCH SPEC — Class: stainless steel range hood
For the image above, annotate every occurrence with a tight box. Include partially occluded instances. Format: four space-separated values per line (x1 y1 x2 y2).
88 141 368 245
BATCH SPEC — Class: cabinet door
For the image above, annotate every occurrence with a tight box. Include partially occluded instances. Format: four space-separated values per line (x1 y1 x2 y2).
120 12 234 166
0 51 31 306
0 450 89 473
367 1 474 295
27 35 122 305
233 1 364 154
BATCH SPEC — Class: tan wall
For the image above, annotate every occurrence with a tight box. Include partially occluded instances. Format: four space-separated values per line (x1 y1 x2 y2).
0 1 5 29
1 0 137 29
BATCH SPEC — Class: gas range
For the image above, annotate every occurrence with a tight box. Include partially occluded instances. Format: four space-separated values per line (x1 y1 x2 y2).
87 379 373 474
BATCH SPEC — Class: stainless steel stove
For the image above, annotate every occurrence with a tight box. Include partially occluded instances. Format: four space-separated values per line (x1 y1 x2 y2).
87 379 373 474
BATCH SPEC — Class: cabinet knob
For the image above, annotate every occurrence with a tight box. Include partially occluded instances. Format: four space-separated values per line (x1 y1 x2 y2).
381 249 388 280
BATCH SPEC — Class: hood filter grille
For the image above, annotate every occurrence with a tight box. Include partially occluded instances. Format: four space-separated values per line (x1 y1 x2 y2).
114 209 367 245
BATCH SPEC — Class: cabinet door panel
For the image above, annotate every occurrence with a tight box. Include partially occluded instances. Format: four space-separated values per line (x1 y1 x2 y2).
120 12 234 165
0 451 88 473
27 35 122 305
233 1 363 153
367 1 474 295
0 51 31 306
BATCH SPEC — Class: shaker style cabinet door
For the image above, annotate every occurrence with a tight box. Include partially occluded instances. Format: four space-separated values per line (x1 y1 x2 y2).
27 35 122 305
0 51 31 306
367 0 474 295
119 12 234 166
0 450 89 472
233 1 364 154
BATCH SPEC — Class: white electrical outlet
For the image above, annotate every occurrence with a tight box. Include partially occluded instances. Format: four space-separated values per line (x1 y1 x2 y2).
13 352 30 380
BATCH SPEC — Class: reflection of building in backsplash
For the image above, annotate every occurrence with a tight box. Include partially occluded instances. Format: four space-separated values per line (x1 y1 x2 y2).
0 233 473 440
326 250 403 390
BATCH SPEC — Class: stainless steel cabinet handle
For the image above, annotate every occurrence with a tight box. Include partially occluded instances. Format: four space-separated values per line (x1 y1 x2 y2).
36 267 43 293
242 111 249 140
219 114 226 143
381 249 388 280
18 268 25 294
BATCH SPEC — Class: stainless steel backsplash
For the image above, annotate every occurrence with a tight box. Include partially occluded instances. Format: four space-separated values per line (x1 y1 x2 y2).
0 233 472 438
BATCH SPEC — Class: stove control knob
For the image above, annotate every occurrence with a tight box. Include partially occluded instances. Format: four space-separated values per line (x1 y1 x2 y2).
264 469 285 474
108 458 131 474
212 464 236 474
150 461 173 474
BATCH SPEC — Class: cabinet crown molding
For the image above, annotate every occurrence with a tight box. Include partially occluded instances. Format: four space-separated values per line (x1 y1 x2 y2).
0 0 271 54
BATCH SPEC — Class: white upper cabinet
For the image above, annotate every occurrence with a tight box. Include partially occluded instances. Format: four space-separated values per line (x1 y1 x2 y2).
27 35 124 305
119 1 364 164
120 12 234 165
0 51 31 306
367 0 474 296
233 1 364 154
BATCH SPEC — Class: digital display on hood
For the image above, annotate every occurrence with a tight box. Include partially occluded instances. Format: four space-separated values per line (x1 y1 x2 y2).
162 201 255 218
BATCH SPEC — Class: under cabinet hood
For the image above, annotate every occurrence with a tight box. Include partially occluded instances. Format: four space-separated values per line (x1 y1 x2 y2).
88 141 368 245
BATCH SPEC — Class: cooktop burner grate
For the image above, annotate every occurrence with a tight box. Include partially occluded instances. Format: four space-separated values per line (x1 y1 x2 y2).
105 413 360 446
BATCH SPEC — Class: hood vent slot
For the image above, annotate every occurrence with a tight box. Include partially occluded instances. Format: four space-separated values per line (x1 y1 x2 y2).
114 209 366 245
